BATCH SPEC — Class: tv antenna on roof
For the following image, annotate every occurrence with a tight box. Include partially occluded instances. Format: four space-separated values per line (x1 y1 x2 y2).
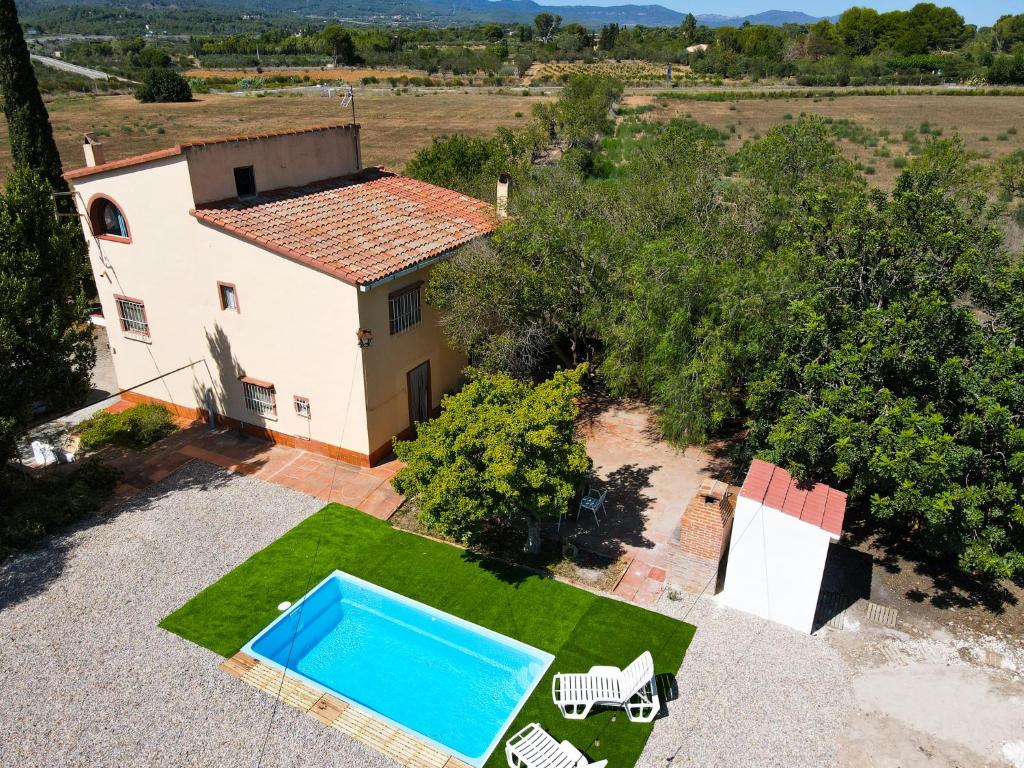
339 83 355 126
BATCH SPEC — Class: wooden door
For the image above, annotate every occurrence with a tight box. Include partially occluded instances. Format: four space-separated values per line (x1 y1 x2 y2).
407 361 431 431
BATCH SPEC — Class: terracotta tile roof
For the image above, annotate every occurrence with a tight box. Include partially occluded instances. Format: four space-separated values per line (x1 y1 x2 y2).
64 124 353 180
190 168 497 286
739 458 847 537
64 146 183 180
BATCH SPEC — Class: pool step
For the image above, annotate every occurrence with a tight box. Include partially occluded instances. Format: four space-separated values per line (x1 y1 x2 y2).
222 652 471 768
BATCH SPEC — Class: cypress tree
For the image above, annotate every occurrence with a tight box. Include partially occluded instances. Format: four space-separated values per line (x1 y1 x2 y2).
0 0 67 192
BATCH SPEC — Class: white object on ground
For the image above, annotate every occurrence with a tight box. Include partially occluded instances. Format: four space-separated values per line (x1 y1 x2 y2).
277 601 292 611
505 722 608 768
31 441 57 467
552 650 659 723
1004 741 1024 768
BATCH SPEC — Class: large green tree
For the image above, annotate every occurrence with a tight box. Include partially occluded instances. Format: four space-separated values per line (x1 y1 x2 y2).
392 366 591 554
746 140 1023 577
0 169 95 464
0 0 66 192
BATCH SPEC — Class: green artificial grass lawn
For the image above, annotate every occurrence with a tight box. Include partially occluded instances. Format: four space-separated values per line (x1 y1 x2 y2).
161 505 695 768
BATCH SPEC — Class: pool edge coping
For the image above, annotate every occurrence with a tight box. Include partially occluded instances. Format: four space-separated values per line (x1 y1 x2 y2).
238 569 555 767
222 651 472 768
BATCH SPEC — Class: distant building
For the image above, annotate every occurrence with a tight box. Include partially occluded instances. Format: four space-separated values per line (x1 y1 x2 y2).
65 125 497 466
686 43 709 54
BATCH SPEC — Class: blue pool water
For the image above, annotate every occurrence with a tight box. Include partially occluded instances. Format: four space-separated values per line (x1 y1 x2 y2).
242 571 553 767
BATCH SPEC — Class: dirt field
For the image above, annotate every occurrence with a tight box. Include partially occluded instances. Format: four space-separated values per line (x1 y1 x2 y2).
0 90 545 180
624 93 1024 187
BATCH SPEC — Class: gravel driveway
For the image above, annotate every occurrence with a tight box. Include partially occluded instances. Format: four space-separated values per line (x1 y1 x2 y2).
0 461 396 768
1 459 851 768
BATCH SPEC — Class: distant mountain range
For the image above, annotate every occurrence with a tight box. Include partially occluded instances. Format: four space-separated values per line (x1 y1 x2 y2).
231 0 831 27
19 0 833 28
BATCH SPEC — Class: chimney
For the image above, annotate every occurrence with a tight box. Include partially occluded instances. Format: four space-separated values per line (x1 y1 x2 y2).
671 478 736 594
82 133 105 167
496 173 510 219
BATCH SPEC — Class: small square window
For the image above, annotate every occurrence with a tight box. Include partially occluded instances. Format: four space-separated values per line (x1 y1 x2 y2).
233 166 256 197
294 396 311 419
218 282 238 312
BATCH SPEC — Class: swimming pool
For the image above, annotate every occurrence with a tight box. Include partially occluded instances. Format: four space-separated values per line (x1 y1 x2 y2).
242 570 553 767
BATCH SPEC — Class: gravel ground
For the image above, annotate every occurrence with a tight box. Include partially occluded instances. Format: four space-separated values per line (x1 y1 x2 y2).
1 458 852 768
638 592 852 768
0 461 397 768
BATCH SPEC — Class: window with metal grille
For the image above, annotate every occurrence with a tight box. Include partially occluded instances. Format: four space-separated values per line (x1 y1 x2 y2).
115 296 149 337
388 283 422 335
294 396 311 418
242 379 276 417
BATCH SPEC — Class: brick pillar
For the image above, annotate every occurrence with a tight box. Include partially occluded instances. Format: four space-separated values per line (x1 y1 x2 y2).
672 478 735 594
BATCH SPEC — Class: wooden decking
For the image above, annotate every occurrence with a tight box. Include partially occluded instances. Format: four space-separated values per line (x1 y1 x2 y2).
220 652 472 768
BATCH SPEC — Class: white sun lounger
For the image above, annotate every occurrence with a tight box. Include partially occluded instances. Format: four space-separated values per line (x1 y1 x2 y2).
551 650 659 723
505 722 608 768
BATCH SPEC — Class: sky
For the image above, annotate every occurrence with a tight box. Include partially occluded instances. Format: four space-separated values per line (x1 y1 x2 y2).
533 0 1017 27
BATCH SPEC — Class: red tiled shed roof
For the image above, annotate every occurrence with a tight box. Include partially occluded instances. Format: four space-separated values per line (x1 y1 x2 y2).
190 168 497 287
739 459 847 537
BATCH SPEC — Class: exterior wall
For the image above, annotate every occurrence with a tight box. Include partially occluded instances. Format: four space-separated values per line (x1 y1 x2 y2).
185 125 361 204
673 480 735 594
72 156 372 460
356 264 467 461
719 495 832 634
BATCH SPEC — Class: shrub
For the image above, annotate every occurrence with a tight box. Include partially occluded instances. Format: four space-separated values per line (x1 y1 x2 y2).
78 403 176 449
135 69 192 103
0 461 120 560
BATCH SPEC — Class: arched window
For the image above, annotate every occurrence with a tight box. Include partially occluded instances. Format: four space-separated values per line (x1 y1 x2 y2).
88 196 130 241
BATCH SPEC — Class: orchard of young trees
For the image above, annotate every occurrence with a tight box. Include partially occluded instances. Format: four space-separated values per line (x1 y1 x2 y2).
403 76 1024 579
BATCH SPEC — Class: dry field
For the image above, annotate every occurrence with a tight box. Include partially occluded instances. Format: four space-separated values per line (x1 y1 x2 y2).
184 66 429 82
0 90 546 180
624 93 1024 188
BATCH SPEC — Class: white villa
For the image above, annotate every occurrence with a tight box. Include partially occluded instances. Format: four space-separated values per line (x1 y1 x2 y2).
65 124 497 466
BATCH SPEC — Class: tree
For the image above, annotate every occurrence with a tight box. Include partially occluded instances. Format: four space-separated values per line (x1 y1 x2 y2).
997 149 1024 199
993 13 1024 52
0 0 67 193
836 6 881 55
135 68 192 102
482 23 504 43
534 12 562 43
0 168 95 465
746 140 1024 578
681 13 698 43
598 23 619 51
392 366 591 554
320 25 357 65
137 46 171 69
555 74 622 149
404 128 536 203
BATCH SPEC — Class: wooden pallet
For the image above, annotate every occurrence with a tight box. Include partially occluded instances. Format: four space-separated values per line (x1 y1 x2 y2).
220 653 471 768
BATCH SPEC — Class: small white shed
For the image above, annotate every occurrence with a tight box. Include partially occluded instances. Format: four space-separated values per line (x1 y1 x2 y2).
719 459 847 634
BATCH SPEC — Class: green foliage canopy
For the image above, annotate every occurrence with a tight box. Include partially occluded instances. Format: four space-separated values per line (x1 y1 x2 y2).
392 366 591 549
135 67 192 102
0 168 95 464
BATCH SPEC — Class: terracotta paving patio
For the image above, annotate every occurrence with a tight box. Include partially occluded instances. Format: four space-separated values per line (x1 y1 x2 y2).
563 402 726 605
92 398 725 607
98 407 404 520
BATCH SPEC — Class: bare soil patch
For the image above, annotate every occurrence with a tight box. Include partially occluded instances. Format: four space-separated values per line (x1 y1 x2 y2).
0 90 547 182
